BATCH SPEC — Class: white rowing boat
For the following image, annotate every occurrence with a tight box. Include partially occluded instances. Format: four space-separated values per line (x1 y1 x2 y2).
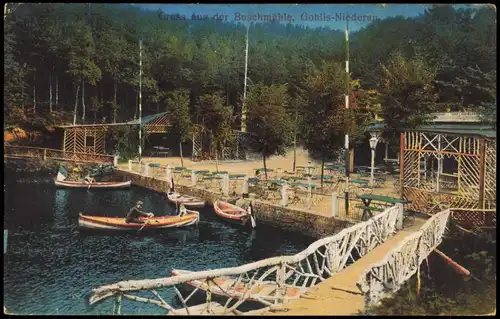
54 179 132 189
167 191 205 208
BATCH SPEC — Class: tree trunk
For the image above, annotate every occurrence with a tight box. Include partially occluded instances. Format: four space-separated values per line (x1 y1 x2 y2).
215 144 219 172
263 154 268 180
125 90 128 114
179 141 184 168
81 78 86 123
49 67 53 113
55 76 59 108
321 156 325 189
113 80 117 123
21 84 25 110
33 74 36 114
350 149 355 173
73 85 80 125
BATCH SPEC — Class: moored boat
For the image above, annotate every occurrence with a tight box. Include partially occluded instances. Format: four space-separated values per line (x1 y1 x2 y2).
167 191 205 208
171 269 305 306
78 211 199 231
55 179 132 189
213 200 255 228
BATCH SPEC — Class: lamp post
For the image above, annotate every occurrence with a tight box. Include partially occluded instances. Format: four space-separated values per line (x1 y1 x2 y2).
369 136 379 184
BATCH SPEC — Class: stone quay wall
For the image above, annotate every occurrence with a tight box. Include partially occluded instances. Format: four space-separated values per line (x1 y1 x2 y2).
114 169 355 238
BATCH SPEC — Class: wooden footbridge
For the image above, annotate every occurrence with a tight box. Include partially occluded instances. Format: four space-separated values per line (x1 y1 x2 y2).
4 145 115 164
88 207 451 315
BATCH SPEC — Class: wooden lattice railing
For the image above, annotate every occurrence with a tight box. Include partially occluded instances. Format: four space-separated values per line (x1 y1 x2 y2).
356 208 451 308
4 145 115 164
88 206 402 315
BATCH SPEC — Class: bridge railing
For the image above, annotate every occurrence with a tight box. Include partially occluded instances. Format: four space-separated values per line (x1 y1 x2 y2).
4 145 115 164
356 208 451 308
88 205 401 315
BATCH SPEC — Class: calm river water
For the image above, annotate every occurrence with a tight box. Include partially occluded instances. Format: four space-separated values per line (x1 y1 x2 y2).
4 173 315 315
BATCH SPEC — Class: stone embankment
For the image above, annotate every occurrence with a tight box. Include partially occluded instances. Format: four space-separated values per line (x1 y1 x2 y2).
113 169 354 238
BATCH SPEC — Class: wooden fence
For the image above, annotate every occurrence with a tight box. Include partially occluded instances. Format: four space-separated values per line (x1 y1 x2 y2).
4 145 115 164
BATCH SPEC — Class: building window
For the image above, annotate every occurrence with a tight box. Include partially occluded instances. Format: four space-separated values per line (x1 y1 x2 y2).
86 136 95 147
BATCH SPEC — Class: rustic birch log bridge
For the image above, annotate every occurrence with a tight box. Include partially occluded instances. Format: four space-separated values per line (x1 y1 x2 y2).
87 206 451 315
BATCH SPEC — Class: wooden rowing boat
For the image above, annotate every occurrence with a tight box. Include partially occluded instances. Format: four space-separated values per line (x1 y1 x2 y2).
78 211 199 231
167 191 205 208
213 200 255 228
171 269 305 306
54 179 132 189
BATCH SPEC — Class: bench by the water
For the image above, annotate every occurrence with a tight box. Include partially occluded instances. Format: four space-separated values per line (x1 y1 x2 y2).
150 146 172 157
359 194 411 221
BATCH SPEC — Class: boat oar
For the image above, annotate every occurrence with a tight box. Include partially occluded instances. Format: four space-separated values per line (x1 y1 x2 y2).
137 217 151 233
248 203 256 228
249 212 256 229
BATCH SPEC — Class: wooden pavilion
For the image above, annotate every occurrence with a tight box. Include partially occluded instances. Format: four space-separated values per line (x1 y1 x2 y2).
55 112 170 156
368 112 496 228
55 112 247 161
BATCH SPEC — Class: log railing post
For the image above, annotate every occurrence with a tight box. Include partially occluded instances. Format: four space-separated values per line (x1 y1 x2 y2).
280 182 288 206
223 174 229 196
242 176 249 198
479 138 486 210
306 177 312 210
191 170 197 186
43 149 47 161
128 160 132 171
332 192 338 217
276 262 286 304
166 165 172 182
396 203 404 230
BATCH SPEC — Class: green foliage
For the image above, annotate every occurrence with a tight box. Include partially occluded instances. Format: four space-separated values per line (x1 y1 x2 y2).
165 89 191 143
107 125 146 161
197 92 233 153
379 51 439 141
246 83 293 159
301 61 345 161
3 3 497 151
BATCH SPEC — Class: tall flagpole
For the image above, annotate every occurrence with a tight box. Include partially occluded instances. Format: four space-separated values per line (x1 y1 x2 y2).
138 39 143 160
241 24 249 133
344 20 350 216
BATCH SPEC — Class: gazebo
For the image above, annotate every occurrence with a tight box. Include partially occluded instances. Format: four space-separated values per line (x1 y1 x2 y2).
368 112 496 228
55 112 170 155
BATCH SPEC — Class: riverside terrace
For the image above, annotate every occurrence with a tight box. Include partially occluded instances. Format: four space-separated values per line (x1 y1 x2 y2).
113 156 414 238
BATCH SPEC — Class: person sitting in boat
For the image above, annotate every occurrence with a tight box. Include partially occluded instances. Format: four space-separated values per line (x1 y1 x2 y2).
178 204 187 217
126 201 153 223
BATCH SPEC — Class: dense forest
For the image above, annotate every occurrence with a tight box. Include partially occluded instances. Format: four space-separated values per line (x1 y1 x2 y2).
3 4 497 162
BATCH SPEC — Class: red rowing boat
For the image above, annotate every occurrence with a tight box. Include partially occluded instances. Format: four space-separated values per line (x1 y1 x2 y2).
78 212 199 231
213 200 255 228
